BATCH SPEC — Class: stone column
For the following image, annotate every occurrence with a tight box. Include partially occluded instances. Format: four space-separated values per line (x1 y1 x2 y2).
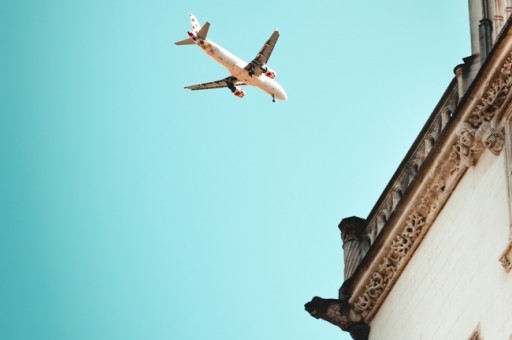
339 216 366 280
469 0 484 55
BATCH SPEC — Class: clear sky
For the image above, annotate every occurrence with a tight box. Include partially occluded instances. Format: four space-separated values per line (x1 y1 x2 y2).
2 1 469 339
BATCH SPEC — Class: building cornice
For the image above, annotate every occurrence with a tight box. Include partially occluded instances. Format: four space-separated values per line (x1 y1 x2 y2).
306 14 512 333
347 21 512 321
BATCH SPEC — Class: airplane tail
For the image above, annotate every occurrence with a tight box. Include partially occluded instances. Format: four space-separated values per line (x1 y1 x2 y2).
174 14 210 45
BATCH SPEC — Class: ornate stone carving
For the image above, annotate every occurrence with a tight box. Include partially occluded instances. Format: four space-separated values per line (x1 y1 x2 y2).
353 213 426 317
449 124 484 173
417 175 446 217
468 52 512 128
304 297 363 332
481 123 505 155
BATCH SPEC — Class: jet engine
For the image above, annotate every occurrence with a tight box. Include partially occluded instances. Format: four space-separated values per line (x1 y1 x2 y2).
265 69 277 79
261 65 277 79
232 86 245 98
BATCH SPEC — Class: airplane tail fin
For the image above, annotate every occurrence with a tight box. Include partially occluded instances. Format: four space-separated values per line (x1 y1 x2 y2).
190 14 201 33
175 14 210 45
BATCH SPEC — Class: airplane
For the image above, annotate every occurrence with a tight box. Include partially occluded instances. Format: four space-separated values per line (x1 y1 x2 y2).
175 14 287 102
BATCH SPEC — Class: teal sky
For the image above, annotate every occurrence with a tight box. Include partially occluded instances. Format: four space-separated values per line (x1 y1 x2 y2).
2 1 469 339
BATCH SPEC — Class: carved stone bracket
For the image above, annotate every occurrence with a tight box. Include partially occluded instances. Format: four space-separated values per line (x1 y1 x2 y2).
450 122 505 174
481 123 505 155
449 123 484 173
304 296 369 339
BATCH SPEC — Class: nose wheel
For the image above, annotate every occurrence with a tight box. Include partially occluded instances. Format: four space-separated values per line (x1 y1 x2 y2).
272 94 276 103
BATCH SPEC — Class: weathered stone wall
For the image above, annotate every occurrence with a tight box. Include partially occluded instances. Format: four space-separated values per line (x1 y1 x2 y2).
369 150 512 339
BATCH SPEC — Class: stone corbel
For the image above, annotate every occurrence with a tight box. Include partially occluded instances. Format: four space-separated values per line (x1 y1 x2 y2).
450 123 484 172
480 122 505 155
304 297 370 340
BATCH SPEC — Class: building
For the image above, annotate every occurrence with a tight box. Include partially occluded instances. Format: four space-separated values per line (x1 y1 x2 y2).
306 1 512 339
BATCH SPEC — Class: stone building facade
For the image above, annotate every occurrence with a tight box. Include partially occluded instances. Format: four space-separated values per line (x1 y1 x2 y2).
306 1 512 339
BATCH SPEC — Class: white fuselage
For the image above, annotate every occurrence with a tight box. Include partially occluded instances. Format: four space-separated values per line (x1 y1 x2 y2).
196 38 287 100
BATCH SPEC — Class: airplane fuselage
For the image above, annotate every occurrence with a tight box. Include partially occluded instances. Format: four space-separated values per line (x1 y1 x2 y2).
194 37 287 101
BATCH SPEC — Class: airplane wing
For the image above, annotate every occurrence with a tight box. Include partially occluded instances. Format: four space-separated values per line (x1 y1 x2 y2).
245 30 280 76
185 76 246 90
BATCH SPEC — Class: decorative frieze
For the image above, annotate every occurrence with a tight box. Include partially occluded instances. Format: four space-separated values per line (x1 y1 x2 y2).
468 53 512 128
354 213 426 317
361 84 459 250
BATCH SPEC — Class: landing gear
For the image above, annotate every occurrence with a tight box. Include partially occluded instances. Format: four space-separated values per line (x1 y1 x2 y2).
248 65 255 77
272 94 276 103
227 82 236 93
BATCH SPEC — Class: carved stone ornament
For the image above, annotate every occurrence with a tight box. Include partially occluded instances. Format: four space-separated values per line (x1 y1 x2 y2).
468 53 512 128
499 240 512 272
449 121 505 174
449 123 484 174
481 123 505 155
353 213 426 317
304 297 362 331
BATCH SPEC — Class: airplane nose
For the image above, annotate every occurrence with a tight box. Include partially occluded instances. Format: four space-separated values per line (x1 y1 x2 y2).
273 85 287 101
276 89 287 101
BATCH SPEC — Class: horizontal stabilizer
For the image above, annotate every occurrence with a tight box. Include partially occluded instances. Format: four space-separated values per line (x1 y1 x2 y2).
175 37 195 45
197 22 210 39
